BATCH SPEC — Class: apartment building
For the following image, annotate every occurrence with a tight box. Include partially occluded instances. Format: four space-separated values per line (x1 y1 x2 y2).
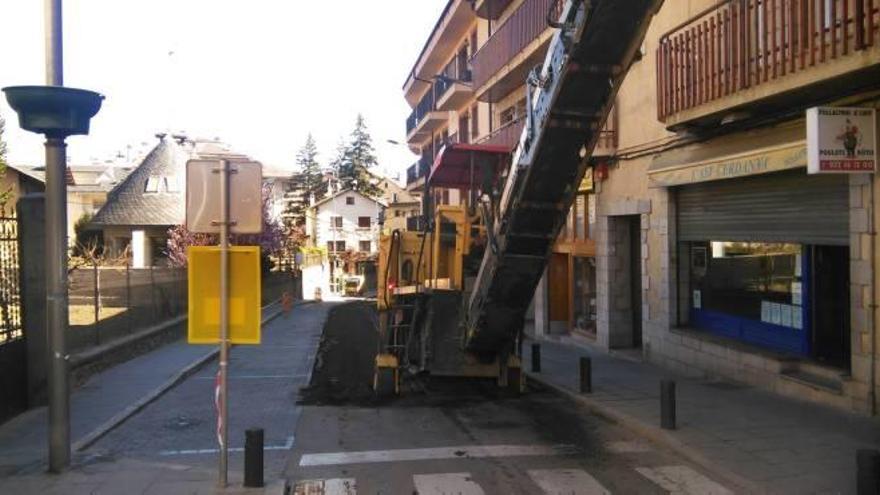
588 0 879 414
406 0 880 415
403 0 610 336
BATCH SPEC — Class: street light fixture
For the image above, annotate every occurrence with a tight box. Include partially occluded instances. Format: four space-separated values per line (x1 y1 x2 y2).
1 0 103 474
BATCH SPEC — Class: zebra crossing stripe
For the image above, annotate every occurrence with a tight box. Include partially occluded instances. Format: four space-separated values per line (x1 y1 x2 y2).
528 469 611 495
292 477 356 495
413 472 484 495
636 465 733 495
298 444 577 467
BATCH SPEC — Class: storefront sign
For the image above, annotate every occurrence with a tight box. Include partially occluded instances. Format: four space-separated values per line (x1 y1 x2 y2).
649 142 806 187
807 107 877 174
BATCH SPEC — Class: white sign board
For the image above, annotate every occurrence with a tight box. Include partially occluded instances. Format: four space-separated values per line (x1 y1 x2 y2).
807 107 877 174
186 159 263 234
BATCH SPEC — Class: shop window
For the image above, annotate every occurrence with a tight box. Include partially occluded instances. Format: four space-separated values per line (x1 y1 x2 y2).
689 241 803 330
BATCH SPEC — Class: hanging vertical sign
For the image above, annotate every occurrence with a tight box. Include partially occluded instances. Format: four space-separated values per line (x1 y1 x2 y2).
806 107 877 174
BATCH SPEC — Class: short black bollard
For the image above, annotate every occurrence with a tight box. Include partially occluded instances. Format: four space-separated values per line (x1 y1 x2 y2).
660 380 676 430
857 449 880 495
579 357 592 394
244 428 264 488
531 343 541 372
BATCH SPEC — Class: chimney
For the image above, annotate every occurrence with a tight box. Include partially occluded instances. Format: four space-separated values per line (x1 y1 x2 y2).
155 132 167 140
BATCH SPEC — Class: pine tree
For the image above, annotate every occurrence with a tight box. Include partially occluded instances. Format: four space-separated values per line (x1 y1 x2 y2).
337 114 381 197
296 133 321 193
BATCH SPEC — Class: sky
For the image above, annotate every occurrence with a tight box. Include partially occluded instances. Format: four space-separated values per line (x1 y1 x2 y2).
0 0 447 179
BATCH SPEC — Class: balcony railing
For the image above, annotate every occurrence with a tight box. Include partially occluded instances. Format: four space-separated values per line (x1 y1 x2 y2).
406 87 438 135
478 116 525 151
406 156 431 185
657 0 880 122
471 0 563 98
478 112 617 154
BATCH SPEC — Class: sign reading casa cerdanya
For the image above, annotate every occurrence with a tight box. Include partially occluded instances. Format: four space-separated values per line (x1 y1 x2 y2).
807 107 877 174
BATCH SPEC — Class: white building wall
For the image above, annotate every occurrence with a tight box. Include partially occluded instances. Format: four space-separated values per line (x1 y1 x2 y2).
313 191 383 254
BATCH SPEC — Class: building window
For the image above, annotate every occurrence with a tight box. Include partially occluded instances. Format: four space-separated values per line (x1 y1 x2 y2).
358 216 371 228
335 241 346 252
690 242 802 324
326 241 334 252
500 106 515 126
331 216 343 229
144 176 161 193
164 176 181 193
359 240 371 252
441 189 450 205
395 210 402 217
346 196 355 205
471 104 479 141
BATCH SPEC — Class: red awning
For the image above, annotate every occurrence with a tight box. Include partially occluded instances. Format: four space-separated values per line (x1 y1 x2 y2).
428 143 510 189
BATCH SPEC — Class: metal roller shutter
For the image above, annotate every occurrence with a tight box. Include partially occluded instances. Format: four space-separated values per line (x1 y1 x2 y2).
676 170 849 245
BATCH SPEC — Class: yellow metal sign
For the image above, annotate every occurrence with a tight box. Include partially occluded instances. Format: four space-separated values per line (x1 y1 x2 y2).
187 246 261 344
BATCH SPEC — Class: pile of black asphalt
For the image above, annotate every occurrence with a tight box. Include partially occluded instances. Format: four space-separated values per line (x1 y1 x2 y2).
298 301 381 406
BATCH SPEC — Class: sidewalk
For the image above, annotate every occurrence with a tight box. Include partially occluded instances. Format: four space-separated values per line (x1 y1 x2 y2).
0 302 284 477
524 334 880 494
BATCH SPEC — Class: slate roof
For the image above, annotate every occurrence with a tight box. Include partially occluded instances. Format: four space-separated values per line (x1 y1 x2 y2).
90 136 189 227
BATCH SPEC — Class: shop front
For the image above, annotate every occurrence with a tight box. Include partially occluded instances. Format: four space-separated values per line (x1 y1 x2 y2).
651 123 852 369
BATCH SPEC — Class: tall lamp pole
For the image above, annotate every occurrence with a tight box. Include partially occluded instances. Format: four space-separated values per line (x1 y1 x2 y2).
3 0 103 473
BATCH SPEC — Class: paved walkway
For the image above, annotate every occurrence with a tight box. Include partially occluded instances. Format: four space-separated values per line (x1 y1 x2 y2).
0 303 282 477
524 334 880 494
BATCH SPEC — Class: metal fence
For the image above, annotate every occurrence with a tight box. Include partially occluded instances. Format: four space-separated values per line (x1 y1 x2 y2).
68 265 188 352
67 265 300 352
0 211 22 345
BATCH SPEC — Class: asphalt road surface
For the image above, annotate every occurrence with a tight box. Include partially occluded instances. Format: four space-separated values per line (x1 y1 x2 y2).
82 301 735 494
88 302 331 480
286 302 735 494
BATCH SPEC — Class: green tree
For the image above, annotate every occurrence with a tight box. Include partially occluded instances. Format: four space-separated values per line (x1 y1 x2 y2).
296 133 322 193
335 114 381 197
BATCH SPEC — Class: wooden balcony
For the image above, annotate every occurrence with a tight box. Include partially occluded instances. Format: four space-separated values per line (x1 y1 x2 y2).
477 107 617 156
471 0 563 103
474 0 515 19
478 117 525 151
657 0 880 127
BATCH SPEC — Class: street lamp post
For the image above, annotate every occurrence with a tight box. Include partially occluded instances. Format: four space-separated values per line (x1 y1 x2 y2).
2 0 102 473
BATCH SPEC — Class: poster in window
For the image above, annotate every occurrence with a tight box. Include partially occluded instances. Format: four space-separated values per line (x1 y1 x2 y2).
781 304 793 328
792 308 803 330
761 301 772 323
692 290 702 309
692 247 708 277
791 282 802 306
770 303 782 325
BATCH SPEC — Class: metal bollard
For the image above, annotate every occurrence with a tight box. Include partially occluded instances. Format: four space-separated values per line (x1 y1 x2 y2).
857 449 880 495
531 343 541 372
579 357 592 394
660 380 676 430
244 428 264 488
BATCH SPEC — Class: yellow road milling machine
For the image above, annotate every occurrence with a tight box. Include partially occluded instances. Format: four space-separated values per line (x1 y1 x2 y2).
375 0 663 396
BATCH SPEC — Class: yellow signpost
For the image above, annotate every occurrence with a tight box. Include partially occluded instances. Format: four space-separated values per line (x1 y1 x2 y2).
187 246 262 345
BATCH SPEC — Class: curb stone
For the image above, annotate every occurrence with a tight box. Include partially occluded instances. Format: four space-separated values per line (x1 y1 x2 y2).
73 299 310 452
526 372 767 495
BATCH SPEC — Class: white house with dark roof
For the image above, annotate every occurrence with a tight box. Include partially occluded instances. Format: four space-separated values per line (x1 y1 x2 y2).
90 134 189 267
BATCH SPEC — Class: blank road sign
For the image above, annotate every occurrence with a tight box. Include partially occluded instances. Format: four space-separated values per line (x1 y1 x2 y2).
188 246 262 345
186 159 263 234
